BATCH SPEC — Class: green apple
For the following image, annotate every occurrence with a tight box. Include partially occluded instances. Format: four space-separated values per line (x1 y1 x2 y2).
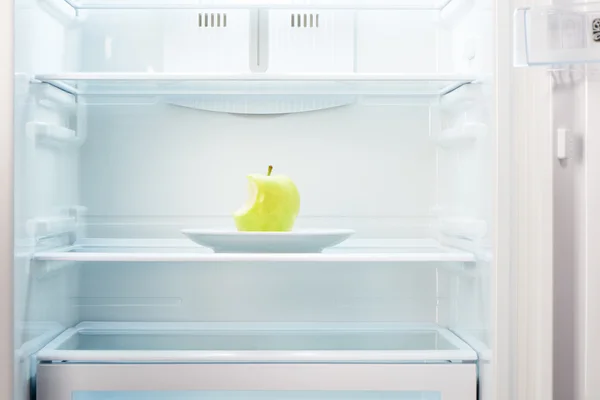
234 166 300 232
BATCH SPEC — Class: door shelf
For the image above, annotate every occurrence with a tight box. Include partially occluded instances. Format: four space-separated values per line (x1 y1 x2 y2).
37 322 478 363
515 3 600 66
35 73 476 97
32 238 477 263
61 0 456 10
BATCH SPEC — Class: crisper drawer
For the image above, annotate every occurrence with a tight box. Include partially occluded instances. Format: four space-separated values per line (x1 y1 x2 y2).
37 365 476 400
36 323 477 400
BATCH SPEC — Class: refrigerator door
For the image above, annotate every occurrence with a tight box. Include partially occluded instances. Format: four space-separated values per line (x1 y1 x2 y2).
510 0 600 399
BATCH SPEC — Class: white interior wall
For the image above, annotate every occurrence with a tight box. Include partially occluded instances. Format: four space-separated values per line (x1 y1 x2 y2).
80 103 436 238
15 0 81 326
14 3 81 399
436 1 493 399
76 101 445 323
356 10 450 73
436 0 492 319
14 83 81 361
76 262 456 323
16 0 78 75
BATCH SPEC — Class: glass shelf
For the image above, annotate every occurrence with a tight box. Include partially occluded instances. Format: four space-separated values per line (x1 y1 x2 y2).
61 0 456 10
32 238 477 263
37 322 477 363
515 2 600 66
34 73 476 97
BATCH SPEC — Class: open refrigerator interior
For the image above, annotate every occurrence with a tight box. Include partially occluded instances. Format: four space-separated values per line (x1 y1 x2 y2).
14 0 496 399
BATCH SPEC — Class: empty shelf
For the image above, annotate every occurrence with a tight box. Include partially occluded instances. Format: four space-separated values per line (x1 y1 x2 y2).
34 73 476 97
32 238 477 263
515 2 600 66
37 322 477 363
61 0 456 10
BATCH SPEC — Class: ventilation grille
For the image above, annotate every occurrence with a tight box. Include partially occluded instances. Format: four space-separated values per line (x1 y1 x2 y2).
291 13 320 28
198 13 227 28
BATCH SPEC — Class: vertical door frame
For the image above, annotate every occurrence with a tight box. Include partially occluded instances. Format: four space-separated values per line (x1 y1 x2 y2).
579 64 600 400
0 0 15 398
495 0 554 399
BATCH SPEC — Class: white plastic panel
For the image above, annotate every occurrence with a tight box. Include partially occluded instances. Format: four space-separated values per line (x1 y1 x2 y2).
15 0 77 75
268 10 355 73
514 3 600 66
435 82 492 364
14 0 83 395
58 0 458 10
356 11 447 73
79 10 250 73
433 2 493 396
14 74 81 400
26 122 80 147
163 11 249 73
37 363 476 400
436 122 486 148
45 3 470 76
25 87 81 241
70 261 452 323
436 85 491 236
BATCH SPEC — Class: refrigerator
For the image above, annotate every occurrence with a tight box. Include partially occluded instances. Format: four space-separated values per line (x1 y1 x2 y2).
2 0 585 398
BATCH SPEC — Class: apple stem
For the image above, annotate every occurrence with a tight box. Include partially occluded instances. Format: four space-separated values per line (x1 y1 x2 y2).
267 165 273 176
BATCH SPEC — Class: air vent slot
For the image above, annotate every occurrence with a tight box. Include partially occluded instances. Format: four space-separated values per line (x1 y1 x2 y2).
198 13 227 28
291 13 319 28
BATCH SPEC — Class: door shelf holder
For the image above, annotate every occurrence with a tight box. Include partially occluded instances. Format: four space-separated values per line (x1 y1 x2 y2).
515 3 600 66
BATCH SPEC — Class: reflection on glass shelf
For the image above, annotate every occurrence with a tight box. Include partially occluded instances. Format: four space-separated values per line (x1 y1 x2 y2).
37 322 477 363
73 391 441 400
515 3 600 66
32 239 476 263
61 0 455 10
34 73 476 97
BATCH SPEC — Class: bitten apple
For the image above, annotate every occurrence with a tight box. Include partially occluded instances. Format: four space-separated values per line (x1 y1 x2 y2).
234 166 300 232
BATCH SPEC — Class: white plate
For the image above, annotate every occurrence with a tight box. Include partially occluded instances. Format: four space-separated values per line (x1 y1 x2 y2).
181 230 355 253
